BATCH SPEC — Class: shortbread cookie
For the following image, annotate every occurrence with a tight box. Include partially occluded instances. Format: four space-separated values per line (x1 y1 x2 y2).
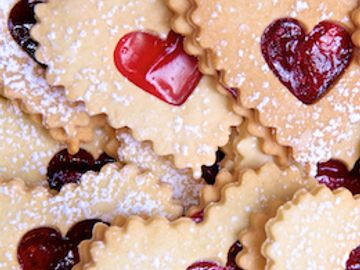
184 0 359 174
32 0 241 176
1 0 95 152
75 163 316 269
0 96 113 186
0 163 181 269
263 186 360 270
115 129 204 211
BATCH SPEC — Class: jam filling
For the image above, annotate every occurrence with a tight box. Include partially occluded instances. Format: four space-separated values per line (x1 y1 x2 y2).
17 219 106 270
114 31 202 106
316 158 360 195
47 149 115 191
201 150 225 185
187 241 242 270
8 0 45 66
261 18 353 104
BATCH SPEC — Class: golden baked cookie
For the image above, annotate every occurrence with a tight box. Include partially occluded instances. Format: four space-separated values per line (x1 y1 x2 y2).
32 0 241 176
0 163 181 269
1 0 95 153
174 0 360 174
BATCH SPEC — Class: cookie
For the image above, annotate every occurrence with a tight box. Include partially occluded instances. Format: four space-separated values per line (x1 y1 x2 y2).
74 163 316 269
0 0 95 153
0 163 181 269
0 97 112 186
32 0 241 176
114 129 204 211
177 0 359 174
352 5 360 51
263 186 360 270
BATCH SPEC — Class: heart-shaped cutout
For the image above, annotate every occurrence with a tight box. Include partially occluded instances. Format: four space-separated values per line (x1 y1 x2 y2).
261 18 353 104
114 31 202 106
17 219 105 270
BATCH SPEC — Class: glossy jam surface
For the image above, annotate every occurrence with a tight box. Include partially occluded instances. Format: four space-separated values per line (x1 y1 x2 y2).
17 219 103 270
261 18 353 104
114 31 202 105
8 0 44 64
187 241 242 270
346 246 360 270
316 158 360 195
47 149 115 191
201 150 225 185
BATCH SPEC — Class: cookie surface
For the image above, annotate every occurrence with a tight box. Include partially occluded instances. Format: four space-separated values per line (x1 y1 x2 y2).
32 0 240 176
183 0 359 174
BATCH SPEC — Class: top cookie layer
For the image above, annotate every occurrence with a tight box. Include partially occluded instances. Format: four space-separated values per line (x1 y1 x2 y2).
187 0 359 173
32 0 240 175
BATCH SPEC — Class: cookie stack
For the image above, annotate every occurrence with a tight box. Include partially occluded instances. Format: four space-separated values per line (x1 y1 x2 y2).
0 0 359 269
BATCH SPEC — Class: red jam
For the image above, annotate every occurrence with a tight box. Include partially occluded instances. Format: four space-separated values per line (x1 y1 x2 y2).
47 149 115 191
114 31 202 105
17 219 105 270
261 18 353 104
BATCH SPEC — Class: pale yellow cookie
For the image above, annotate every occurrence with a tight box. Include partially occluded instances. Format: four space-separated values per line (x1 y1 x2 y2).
32 0 241 176
0 163 181 269
263 186 360 270
0 0 96 152
0 96 113 186
115 129 204 211
75 163 316 269
183 0 359 174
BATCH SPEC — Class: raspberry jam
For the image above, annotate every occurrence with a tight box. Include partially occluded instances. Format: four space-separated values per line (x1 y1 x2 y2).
8 0 45 65
346 246 360 270
114 31 202 105
201 150 225 185
316 158 360 195
17 219 105 270
261 18 353 104
47 149 115 191
187 241 242 270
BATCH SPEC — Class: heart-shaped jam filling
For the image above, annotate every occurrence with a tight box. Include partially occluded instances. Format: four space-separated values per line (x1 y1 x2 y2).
346 245 360 270
8 0 45 65
17 219 106 270
261 18 353 104
316 158 360 195
114 31 202 106
187 241 242 270
47 149 115 191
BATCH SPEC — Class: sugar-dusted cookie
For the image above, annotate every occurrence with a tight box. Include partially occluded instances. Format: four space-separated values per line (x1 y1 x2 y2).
263 186 360 270
352 5 360 53
0 97 112 186
114 129 204 211
74 163 316 269
174 0 359 175
32 0 241 176
0 163 181 269
0 0 96 153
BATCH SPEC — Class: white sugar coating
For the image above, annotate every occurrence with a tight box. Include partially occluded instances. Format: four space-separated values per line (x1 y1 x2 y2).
192 0 359 174
0 97 62 185
0 0 88 135
265 188 360 270
117 130 204 210
33 0 241 176
0 163 181 269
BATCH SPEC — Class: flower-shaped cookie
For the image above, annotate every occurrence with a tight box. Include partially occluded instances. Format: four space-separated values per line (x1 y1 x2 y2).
0 163 181 269
0 0 95 153
171 0 360 174
32 0 240 176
